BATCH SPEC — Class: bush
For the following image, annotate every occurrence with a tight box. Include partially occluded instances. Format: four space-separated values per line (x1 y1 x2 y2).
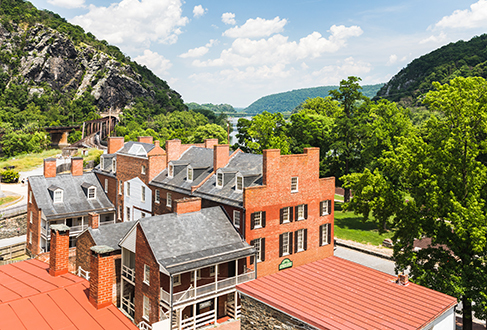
1 169 19 183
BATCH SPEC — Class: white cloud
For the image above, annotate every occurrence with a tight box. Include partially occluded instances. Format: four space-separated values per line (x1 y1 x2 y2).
222 12 236 25
193 5 207 18
311 57 372 85
179 40 216 58
223 17 287 38
134 49 172 76
387 54 397 65
435 0 487 29
47 0 85 8
194 25 363 68
70 0 189 50
420 32 447 44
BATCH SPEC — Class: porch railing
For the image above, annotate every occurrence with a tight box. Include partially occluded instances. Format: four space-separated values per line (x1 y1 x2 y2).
77 266 90 281
176 309 215 330
121 296 135 320
122 265 135 284
137 321 152 330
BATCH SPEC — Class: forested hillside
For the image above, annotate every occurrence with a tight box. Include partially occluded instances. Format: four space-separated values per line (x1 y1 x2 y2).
244 84 383 114
186 102 235 113
376 34 487 104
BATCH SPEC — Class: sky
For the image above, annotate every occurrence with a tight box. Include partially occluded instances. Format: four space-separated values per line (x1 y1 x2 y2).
28 0 487 108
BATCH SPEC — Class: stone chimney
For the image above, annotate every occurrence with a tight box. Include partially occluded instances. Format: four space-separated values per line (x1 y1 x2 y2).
44 158 57 178
138 136 153 144
204 138 218 149
89 245 115 309
49 224 70 277
262 149 281 186
214 144 230 171
88 212 99 230
174 197 202 214
108 136 124 154
71 157 83 176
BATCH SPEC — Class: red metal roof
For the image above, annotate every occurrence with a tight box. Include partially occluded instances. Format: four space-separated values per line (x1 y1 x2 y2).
0 259 138 330
237 256 457 330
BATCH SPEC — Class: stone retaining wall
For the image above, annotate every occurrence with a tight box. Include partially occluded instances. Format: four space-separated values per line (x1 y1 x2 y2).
0 214 27 240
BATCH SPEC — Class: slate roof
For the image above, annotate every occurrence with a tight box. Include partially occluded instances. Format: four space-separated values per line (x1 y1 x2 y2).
194 152 263 207
99 153 116 172
116 141 154 156
29 172 115 220
237 256 457 330
138 206 254 274
0 259 137 330
87 221 138 250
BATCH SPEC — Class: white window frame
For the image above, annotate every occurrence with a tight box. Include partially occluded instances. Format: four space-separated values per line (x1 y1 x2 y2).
143 295 150 321
297 204 305 220
118 205 122 220
235 175 243 192
321 200 330 216
321 224 330 246
126 182 131 196
141 165 146 175
104 179 108 193
254 211 262 228
209 265 218 276
282 207 290 223
29 211 33 224
141 186 146 202
297 229 305 252
291 177 298 193
155 190 160 204
29 232 32 245
282 232 291 256
88 187 96 199
112 159 116 173
173 274 181 286
254 239 262 262
187 166 193 182
166 192 172 208
144 264 150 285
54 190 63 203
233 210 240 228
216 171 223 188
29 190 32 204
119 180 122 195
168 164 174 178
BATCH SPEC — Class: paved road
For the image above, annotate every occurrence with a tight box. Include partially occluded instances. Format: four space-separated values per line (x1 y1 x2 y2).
334 245 397 275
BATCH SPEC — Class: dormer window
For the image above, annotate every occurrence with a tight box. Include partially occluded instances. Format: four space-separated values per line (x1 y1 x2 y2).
88 187 96 199
216 171 223 188
54 190 63 203
236 175 243 192
168 164 174 178
112 159 116 173
187 166 193 182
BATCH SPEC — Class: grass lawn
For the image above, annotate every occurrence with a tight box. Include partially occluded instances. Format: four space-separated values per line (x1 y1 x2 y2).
74 148 103 163
0 149 60 172
334 203 394 246
334 194 344 201
0 195 19 206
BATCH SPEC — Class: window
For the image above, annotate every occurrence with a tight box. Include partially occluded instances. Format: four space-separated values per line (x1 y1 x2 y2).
295 229 307 253
233 210 240 228
29 190 32 204
141 212 146 218
251 238 265 262
141 187 146 202
320 223 331 246
126 182 131 196
88 187 96 199
126 207 131 221
236 175 243 192
291 177 298 192
119 180 122 195
295 204 308 221
191 269 201 281
210 265 218 276
168 164 174 178
280 207 293 224
144 264 150 284
166 192 172 208
54 190 63 203
112 159 116 173
320 200 332 216
29 211 33 224
251 211 265 229
104 179 108 193
187 167 193 182
29 232 32 245
155 190 160 204
216 172 223 188
173 274 181 286
279 232 293 257
118 205 122 220
143 295 150 321
141 165 146 175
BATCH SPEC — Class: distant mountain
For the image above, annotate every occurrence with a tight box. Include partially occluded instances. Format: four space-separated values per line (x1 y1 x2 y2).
244 84 384 114
186 102 236 113
376 34 487 104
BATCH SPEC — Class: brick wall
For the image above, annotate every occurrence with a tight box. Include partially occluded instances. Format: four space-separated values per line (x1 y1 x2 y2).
76 231 95 273
26 182 42 255
240 294 318 330
95 172 118 208
89 250 114 309
150 185 191 215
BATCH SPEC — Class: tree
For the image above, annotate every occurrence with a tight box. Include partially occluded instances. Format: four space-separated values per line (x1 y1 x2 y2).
192 123 228 144
342 77 487 330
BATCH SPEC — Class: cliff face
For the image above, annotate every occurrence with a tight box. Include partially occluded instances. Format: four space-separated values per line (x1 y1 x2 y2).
0 23 158 112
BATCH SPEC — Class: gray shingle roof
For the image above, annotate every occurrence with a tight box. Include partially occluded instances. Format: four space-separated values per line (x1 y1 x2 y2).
29 172 115 220
88 221 138 250
116 141 155 156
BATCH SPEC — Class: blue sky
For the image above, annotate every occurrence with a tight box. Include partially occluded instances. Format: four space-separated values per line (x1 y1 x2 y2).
29 0 487 107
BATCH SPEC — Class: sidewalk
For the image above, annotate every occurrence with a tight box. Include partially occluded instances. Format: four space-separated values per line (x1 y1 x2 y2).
335 238 393 260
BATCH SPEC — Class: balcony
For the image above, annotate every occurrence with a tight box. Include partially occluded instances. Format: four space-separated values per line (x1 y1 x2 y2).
122 264 135 284
41 224 89 238
161 271 254 306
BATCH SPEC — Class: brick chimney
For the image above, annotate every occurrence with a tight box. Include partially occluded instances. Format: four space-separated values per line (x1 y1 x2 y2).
398 273 409 286
49 224 70 277
108 136 124 154
166 139 182 163
89 245 115 309
262 149 281 186
214 144 230 171
154 140 160 148
71 157 83 176
204 138 218 149
138 136 153 144
88 212 99 229
174 197 201 214
44 158 57 178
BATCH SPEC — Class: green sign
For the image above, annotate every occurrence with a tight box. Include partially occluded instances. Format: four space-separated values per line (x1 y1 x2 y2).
278 258 293 271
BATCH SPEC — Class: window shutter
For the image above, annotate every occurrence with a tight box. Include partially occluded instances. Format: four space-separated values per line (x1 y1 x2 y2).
304 229 308 251
289 232 293 255
295 206 299 221
327 223 332 245
319 224 323 246
262 212 266 228
328 200 332 214
261 238 265 261
279 234 283 257
294 231 298 253
250 239 255 265
320 201 324 216
251 213 255 230
304 204 308 219
280 208 284 224
290 207 293 222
